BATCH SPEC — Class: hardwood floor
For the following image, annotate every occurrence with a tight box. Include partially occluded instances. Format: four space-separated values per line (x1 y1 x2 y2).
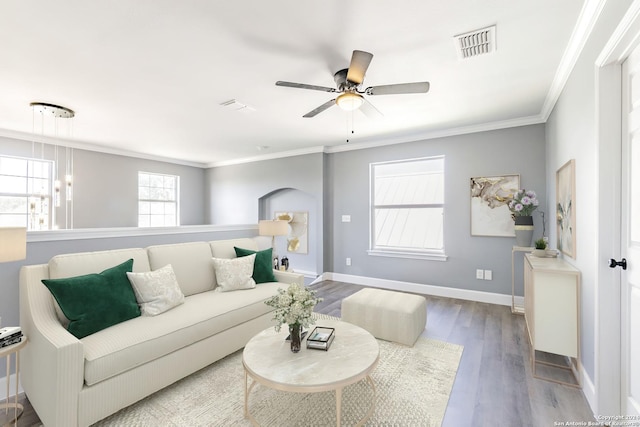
13 280 595 426
312 280 595 427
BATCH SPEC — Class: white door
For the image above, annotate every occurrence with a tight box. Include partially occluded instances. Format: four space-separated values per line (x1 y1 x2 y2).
621 43 640 417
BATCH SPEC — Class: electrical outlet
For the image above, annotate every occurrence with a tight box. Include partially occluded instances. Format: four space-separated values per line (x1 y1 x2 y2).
346 257 351 266
484 270 493 280
341 215 351 223
476 269 484 280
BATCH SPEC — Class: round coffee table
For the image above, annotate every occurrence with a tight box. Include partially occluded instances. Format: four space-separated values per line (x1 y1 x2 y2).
243 319 379 426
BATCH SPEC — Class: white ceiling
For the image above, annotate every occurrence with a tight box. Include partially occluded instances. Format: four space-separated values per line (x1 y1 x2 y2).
0 1 587 167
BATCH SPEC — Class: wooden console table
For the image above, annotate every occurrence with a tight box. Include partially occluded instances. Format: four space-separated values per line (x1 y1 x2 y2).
524 254 580 387
511 246 533 314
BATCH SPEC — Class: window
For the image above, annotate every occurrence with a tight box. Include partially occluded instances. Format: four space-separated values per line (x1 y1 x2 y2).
0 155 53 230
138 172 179 227
369 156 445 260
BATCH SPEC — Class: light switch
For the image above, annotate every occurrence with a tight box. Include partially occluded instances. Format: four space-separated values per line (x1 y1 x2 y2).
342 215 351 223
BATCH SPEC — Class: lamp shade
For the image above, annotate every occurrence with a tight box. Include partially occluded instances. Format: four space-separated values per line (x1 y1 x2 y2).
258 220 289 237
0 227 27 262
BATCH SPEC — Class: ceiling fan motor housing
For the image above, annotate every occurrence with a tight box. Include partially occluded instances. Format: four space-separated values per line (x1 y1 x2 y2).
333 69 359 91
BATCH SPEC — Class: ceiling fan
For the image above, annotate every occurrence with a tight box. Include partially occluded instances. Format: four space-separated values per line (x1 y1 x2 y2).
275 50 430 118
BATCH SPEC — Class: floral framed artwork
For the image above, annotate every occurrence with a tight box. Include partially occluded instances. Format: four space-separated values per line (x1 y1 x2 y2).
274 211 309 254
470 174 519 237
556 159 576 258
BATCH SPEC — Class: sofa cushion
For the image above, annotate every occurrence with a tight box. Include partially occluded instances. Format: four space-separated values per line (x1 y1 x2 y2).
47 248 150 327
126 264 185 316
48 248 151 278
81 282 282 386
146 242 215 296
42 259 141 339
212 254 256 292
234 247 276 283
210 238 258 259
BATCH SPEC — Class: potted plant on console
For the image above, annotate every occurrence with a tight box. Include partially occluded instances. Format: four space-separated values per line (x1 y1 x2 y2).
533 238 547 257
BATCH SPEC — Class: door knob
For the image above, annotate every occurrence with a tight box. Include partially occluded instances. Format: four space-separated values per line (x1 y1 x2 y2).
609 258 627 270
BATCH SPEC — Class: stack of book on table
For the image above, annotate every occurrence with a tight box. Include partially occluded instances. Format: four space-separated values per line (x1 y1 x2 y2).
306 326 335 351
0 326 23 348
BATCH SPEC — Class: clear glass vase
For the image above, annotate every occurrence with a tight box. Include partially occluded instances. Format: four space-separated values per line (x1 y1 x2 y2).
289 324 301 353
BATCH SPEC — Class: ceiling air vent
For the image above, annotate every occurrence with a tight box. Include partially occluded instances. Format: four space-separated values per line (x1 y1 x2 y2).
454 25 496 59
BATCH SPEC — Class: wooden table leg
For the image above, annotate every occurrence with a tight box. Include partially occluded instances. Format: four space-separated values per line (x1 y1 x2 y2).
335 387 342 426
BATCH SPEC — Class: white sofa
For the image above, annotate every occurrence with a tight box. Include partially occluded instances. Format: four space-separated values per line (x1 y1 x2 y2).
19 238 303 427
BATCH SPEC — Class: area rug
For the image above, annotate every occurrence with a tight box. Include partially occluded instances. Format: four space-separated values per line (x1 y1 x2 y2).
94 326 463 426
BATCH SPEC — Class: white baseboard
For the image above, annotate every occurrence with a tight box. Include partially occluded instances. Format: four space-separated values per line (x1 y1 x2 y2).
316 272 524 307
0 372 23 400
580 363 597 416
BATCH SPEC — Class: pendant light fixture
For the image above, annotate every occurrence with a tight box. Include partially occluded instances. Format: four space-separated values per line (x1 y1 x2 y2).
29 102 75 229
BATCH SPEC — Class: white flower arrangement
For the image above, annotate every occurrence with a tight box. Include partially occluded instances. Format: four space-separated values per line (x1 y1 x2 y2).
264 283 322 332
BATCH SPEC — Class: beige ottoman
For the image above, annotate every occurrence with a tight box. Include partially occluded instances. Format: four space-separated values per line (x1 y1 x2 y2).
341 288 427 346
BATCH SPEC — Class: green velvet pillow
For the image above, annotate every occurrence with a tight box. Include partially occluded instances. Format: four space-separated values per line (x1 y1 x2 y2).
42 259 141 339
233 247 276 284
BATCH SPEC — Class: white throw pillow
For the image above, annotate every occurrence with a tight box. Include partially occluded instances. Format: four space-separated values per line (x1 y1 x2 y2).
212 254 256 292
126 264 185 316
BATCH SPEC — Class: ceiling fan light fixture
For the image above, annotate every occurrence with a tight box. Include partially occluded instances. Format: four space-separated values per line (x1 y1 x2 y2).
336 92 364 111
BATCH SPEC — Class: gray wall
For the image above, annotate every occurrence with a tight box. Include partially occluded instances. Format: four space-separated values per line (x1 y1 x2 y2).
205 125 546 293
327 125 546 294
206 153 325 276
0 136 207 228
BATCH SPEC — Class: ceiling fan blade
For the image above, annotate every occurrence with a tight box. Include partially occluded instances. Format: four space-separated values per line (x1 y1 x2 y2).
365 82 430 96
303 99 337 118
276 81 338 93
359 98 383 119
346 50 373 85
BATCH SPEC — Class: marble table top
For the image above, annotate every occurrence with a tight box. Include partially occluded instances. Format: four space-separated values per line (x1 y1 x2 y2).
243 319 379 393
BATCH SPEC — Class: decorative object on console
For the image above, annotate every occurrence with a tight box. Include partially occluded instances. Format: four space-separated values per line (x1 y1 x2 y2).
470 175 519 237
556 159 576 258
532 238 547 257
258 219 289 262
264 283 322 352
275 211 309 254
509 189 539 247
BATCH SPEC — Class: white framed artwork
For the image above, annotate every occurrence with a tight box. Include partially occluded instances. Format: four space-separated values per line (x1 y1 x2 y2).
470 174 520 237
274 211 309 254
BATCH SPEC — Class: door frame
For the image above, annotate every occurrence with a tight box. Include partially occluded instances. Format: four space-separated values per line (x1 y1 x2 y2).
595 0 640 415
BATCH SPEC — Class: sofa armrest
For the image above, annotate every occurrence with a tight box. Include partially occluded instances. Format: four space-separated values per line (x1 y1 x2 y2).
272 269 304 285
20 264 84 427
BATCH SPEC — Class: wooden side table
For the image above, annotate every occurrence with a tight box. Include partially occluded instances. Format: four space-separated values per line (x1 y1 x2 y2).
0 336 27 426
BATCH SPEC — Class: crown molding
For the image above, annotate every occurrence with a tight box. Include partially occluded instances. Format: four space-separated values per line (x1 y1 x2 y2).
540 0 608 120
0 128 208 169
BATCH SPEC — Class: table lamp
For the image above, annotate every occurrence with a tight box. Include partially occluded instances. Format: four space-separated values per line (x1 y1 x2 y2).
0 227 26 264
258 220 289 262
